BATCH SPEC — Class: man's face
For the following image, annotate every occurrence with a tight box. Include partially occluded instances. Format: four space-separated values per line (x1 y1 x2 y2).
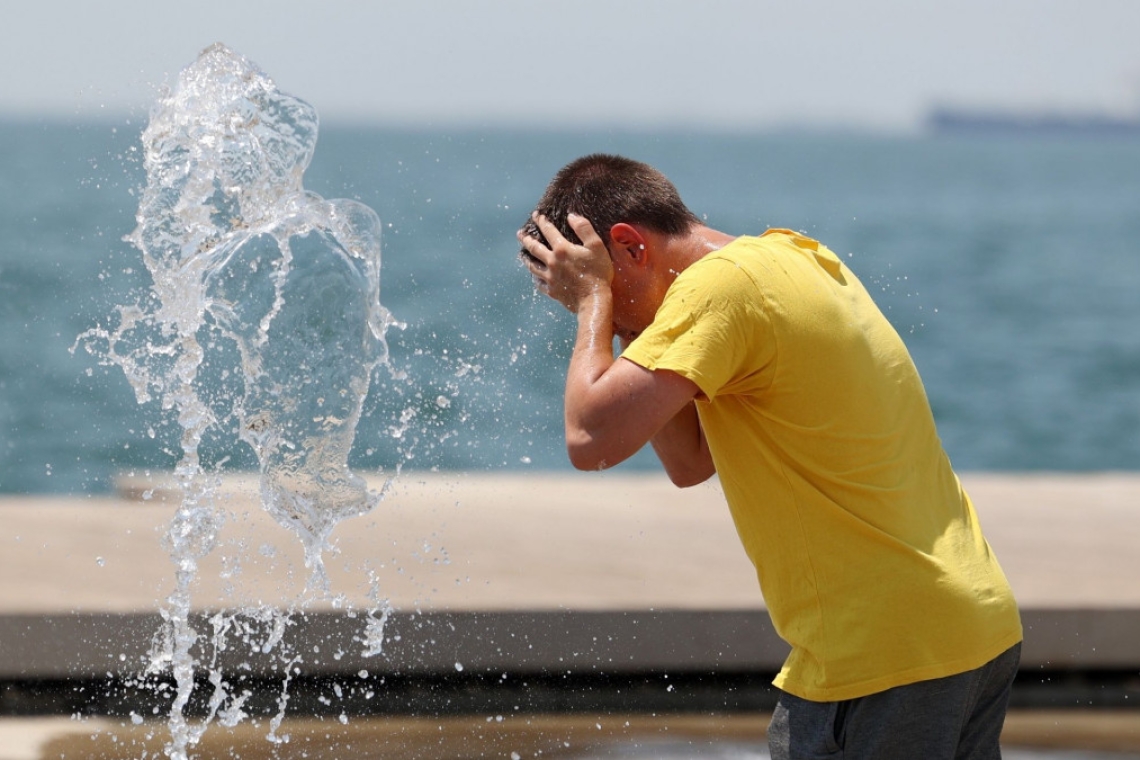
517 215 660 342
607 242 661 344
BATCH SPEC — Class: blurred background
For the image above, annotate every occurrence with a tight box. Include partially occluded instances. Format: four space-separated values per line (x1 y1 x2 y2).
1 0 1138 492
1 4 1139 758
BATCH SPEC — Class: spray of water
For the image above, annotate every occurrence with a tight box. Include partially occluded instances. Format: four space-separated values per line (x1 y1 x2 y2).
78 43 399 758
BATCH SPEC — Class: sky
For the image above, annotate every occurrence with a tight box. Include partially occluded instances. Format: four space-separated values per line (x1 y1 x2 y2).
3 0 1139 131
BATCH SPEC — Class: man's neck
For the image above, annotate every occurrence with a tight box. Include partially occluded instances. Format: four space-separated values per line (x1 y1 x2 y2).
663 224 738 275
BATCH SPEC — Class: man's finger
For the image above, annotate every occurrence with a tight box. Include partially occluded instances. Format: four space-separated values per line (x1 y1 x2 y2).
517 228 551 270
565 212 605 249
532 213 568 248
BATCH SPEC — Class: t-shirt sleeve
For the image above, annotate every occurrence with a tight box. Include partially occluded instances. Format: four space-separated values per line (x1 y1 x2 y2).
621 257 774 401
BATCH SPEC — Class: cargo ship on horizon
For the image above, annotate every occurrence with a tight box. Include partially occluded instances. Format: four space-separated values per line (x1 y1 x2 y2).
927 106 1140 137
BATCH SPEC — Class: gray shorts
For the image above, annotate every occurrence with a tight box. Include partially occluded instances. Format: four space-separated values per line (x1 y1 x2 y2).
768 643 1021 760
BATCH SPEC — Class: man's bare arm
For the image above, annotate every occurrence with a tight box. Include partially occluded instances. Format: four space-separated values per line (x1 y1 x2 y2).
649 397 715 487
519 213 714 483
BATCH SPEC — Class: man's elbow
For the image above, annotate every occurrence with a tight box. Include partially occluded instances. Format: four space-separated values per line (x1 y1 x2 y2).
665 462 716 489
565 430 628 472
566 441 614 472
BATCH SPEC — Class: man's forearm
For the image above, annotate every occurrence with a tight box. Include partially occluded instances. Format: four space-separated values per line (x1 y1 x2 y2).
563 289 620 468
521 211 702 472
650 401 715 487
563 290 714 482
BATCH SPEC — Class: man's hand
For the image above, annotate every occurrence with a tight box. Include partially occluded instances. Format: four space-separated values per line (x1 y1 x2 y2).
517 213 614 313
516 211 713 484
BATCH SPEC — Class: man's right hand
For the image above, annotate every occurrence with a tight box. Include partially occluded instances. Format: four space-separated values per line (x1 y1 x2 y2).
517 212 614 315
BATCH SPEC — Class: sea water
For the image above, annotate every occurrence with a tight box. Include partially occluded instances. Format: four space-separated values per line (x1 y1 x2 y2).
5 119 1140 495
78 44 400 758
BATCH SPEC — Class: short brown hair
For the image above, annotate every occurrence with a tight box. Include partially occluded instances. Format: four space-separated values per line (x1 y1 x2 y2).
521 154 700 250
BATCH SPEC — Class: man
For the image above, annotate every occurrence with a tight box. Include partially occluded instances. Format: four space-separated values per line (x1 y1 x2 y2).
517 154 1022 759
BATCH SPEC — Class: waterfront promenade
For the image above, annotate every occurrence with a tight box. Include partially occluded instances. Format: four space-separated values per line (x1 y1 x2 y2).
0 471 1137 757
6 471 1139 613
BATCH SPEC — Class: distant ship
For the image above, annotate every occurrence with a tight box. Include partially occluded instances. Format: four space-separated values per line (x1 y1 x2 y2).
927 107 1140 137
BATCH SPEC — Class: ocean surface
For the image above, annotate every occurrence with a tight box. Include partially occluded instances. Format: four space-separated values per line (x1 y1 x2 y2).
1 120 1138 495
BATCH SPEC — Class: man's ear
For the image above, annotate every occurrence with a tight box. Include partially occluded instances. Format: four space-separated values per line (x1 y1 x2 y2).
609 223 647 263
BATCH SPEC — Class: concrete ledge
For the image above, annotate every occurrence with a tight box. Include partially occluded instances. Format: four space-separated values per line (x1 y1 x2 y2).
1021 609 1140 670
5 471 1139 615
1 472 1138 698
0 610 786 680
2 609 1137 682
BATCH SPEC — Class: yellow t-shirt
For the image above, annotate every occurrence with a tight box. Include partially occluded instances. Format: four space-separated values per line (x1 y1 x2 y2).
622 230 1022 702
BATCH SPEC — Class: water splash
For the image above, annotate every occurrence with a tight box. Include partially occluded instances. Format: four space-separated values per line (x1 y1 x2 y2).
78 43 398 758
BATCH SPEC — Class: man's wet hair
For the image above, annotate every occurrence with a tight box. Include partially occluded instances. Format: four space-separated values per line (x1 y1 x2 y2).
520 154 701 259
